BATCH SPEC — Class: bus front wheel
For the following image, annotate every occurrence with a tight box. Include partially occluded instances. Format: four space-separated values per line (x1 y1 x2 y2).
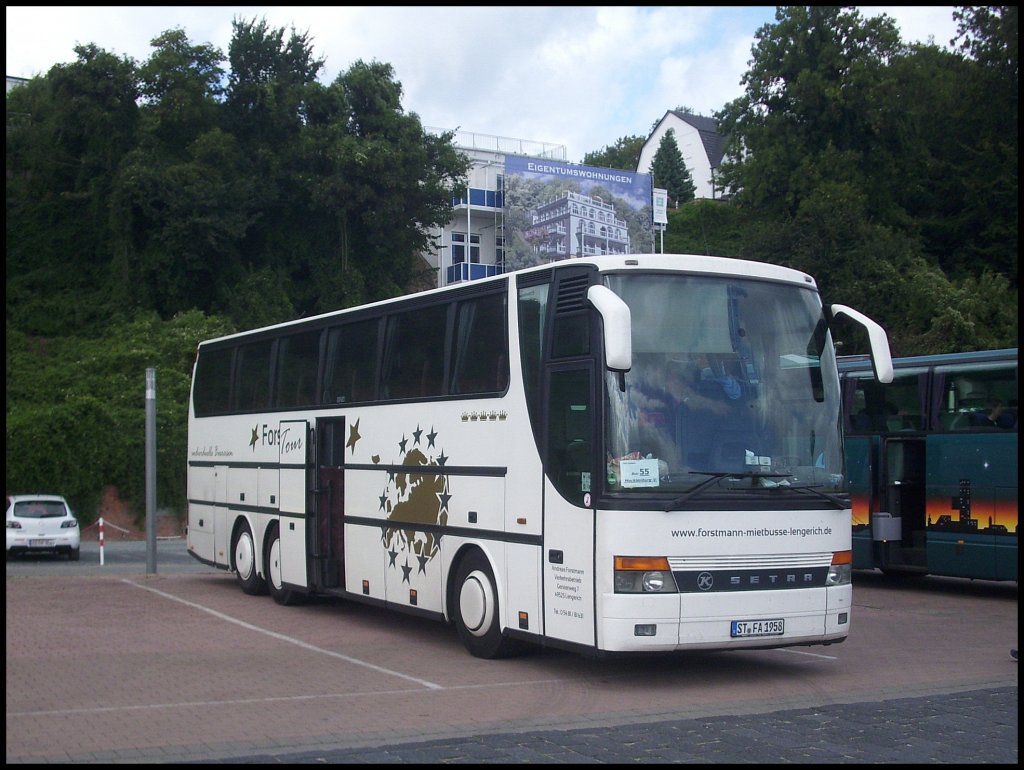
453 550 518 659
232 521 267 596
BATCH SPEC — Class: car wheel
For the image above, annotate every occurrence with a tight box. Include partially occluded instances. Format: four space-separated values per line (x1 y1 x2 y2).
264 524 302 606
452 550 520 659
232 521 267 595
68 547 80 561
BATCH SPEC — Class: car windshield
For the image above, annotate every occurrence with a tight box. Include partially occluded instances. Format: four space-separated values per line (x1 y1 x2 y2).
604 273 845 500
13 501 68 518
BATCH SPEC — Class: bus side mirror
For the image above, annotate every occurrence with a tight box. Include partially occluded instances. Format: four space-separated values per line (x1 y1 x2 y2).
831 304 894 383
588 285 632 372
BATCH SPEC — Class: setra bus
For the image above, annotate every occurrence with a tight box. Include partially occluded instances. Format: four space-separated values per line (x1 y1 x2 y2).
186 253 893 658
838 348 1018 581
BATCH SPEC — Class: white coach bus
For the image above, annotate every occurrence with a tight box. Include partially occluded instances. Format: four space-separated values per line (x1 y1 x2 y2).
186 254 892 658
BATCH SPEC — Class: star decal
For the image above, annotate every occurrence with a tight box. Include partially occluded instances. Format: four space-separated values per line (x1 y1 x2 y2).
417 553 430 574
437 451 448 467
427 427 437 448
250 425 259 450
346 418 361 454
401 558 413 584
413 425 423 445
399 435 408 453
388 548 398 567
437 489 451 512
379 494 388 511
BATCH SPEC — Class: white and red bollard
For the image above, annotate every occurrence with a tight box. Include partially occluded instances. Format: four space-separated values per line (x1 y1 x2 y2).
98 516 105 566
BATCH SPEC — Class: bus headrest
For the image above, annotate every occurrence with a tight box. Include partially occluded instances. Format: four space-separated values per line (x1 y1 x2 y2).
955 378 986 401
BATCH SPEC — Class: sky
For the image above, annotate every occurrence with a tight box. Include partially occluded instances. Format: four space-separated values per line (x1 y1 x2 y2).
6 6 962 163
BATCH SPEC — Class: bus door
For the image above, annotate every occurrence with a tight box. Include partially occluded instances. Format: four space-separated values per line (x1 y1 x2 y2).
875 436 927 571
543 363 597 647
313 417 346 590
278 420 311 588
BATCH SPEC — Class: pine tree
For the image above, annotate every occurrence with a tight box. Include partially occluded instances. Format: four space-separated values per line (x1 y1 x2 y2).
650 128 696 206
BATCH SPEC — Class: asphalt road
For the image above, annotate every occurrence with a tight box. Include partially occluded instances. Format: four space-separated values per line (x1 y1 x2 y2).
5 537 216 577
6 539 1018 764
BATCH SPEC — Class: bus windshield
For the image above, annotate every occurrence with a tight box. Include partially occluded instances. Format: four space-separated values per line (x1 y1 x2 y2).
604 273 843 499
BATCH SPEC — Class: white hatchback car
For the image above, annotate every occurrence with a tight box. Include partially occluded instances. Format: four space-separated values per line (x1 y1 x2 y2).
6 494 81 560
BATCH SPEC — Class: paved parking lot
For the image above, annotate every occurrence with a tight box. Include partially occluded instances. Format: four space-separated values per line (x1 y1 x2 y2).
6 541 1018 763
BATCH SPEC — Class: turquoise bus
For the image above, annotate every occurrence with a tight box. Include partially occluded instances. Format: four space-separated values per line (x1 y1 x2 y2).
838 349 1018 581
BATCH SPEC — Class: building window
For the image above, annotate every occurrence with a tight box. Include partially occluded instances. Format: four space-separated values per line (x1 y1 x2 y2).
452 232 481 264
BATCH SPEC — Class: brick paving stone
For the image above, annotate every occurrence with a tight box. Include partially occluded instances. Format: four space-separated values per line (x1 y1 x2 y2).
182 686 1016 764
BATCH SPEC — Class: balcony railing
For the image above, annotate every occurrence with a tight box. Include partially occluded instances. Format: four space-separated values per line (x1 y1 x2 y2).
447 261 504 284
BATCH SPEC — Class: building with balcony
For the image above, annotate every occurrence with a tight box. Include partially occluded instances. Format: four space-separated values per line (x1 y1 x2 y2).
423 128 568 288
524 190 630 260
423 128 653 288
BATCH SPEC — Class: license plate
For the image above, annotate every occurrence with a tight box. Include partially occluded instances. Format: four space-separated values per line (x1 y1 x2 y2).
28 539 54 547
731 618 784 638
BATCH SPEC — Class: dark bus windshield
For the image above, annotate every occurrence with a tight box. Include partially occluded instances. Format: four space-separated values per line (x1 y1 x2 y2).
603 273 843 498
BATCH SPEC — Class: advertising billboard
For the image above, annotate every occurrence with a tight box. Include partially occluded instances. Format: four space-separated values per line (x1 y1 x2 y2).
503 156 653 271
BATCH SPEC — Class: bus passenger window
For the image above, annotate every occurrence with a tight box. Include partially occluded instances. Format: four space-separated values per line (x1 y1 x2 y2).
323 319 380 404
381 305 448 399
451 294 508 394
274 330 321 408
193 347 233 416
233 341 273 412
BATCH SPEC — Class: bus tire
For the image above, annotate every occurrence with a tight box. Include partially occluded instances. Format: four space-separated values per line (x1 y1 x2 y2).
264 524 302 606
232 521 267 596
453 550 518 659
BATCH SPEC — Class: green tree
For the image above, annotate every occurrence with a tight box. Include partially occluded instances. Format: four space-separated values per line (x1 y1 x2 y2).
661 199 752 258
109 127 258 318
5 44 141 336
712 5 1017 353
948 6 1018 286
137 28 225 150
716 6 904 217
649 128 696 207
5 311 235 520
582 135 646 170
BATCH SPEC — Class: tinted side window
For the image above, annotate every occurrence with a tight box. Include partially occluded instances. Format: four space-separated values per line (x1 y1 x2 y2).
193 347 233 416
381 305 449 400
323 319 381 404
451 294 508 395
518 284 549 418
844 371 925 433
233 341 273 411
938 363 1018 431
274 330 321 408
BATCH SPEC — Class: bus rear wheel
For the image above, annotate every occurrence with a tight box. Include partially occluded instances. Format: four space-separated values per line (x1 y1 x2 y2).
232 521 266 595
265 524 302 606
453 550 519 659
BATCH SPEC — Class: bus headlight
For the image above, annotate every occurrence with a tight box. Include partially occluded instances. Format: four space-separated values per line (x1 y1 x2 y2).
614 556 678 593
826 550 852 586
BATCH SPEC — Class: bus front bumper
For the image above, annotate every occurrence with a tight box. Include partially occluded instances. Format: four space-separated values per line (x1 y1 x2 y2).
598 585 851 652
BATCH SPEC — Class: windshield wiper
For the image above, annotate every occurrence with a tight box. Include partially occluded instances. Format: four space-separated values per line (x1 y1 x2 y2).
782 483 848 509
663 471 790 511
